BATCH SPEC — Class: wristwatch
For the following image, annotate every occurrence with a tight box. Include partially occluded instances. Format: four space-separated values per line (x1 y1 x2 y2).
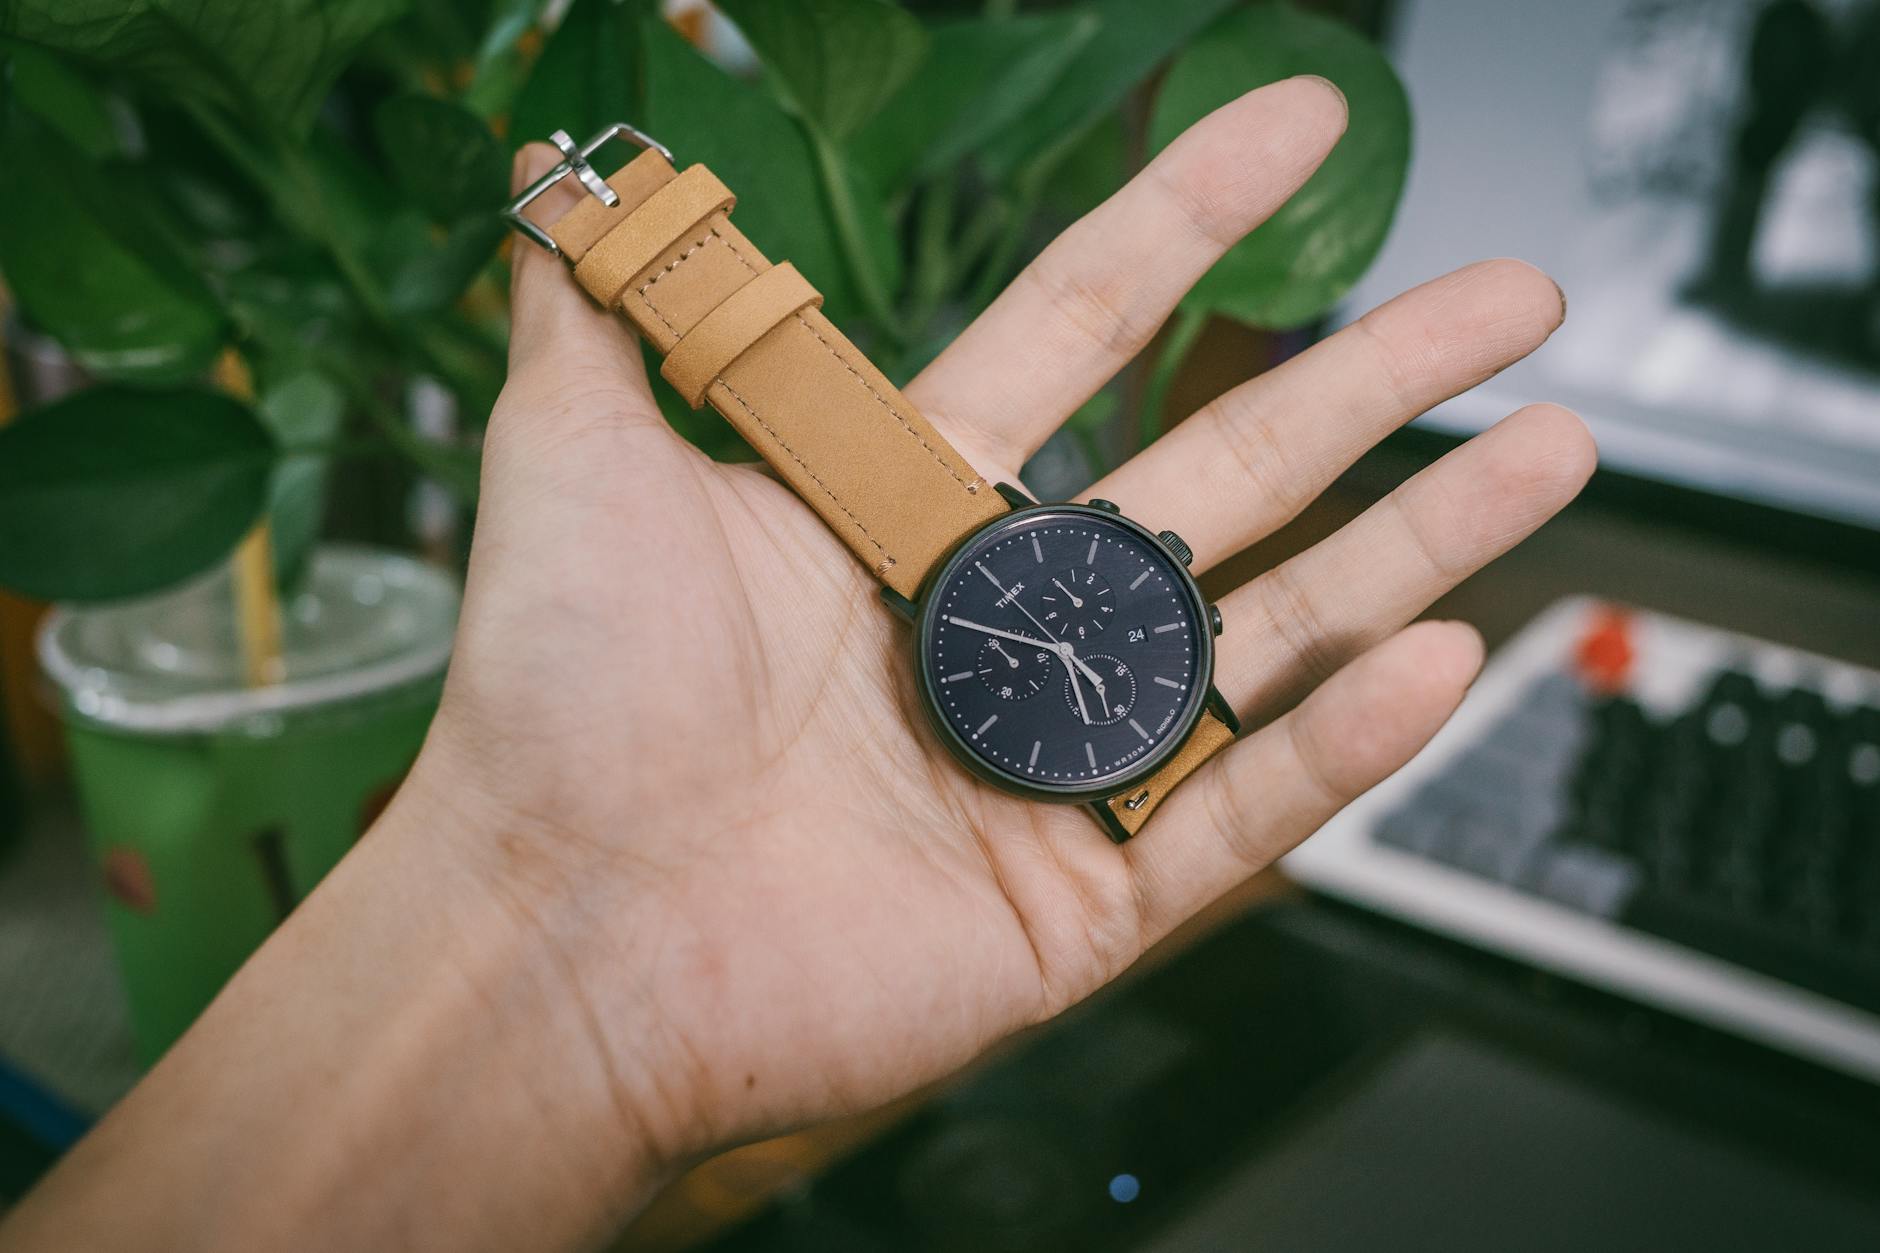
504 124 1240 841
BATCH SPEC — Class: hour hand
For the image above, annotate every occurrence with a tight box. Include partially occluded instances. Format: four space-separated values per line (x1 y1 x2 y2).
1061 649 1107 700
1065 660 1093 724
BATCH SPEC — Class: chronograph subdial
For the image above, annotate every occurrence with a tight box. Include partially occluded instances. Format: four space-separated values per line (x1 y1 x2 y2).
976 638 1053 701
1038 566 1114 641
1063 654 1136 726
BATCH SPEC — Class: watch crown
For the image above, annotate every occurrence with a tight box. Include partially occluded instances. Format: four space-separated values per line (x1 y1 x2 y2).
1209 603 1224 636
1156 529 1193 566
1089 498 1121 514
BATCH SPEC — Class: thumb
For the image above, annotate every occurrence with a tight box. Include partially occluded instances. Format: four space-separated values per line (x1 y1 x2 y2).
503 143 658 407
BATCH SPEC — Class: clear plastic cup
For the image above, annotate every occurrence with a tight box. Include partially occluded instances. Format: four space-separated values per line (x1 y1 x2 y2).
38 546 459 1062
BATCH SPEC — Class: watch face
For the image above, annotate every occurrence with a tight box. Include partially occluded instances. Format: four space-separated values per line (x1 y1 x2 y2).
914 506 1214 800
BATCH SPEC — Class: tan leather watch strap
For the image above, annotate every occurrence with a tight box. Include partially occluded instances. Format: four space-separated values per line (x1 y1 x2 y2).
661 263 821 407
1099 706 1238 840
526 138 1237 837
544 149 1004 598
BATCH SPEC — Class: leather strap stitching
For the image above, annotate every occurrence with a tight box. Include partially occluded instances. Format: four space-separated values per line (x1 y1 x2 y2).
663 263 822 408
634 229 719 336
635 234 895 567
571 165 735 307
638 216 983 501
716 378 895 568
787 313 985 497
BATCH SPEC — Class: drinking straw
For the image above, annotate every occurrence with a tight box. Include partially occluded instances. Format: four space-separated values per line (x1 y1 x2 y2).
213 352 286 688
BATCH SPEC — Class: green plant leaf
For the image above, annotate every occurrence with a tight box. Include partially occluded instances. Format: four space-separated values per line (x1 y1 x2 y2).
851 10 1099 192
473 0 549 72
717 0 927 142
376 212 508 315
508 0 648 150
255 370 345 591
1151 2 1410 329
462 0 550 119
978 0 1239 180
1 0 408 137
640 18 857 321
374 95 510 220
0 99 224 383
1039 111 1126 225
1066 387 1118 433
224 252 361 376
0 386 276 602
2 40 118 158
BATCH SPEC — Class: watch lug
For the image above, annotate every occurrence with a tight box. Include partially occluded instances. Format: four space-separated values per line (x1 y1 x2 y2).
1088 801 1133 844
879 585 918 624
993 481 1035 509
1205 685 1242 736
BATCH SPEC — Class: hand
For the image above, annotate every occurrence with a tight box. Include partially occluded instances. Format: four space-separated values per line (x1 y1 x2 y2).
1 77 1591 1253
946 615 1097 720
1065 648 1094 725
434 74 1587 1197
1064 647 1109 705
423 73 1585 1208
943 615 1058 653
1051 576 1085 608
974 558 1062 645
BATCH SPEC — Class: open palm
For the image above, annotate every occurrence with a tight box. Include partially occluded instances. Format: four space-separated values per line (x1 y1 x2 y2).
420 78 1594 1169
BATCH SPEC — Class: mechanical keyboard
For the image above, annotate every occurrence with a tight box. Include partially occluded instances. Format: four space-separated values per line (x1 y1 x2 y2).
1285 597 1880 1082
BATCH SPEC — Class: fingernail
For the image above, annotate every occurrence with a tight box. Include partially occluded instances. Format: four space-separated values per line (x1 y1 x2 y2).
1298 74 1348 120
1551 277 1568 321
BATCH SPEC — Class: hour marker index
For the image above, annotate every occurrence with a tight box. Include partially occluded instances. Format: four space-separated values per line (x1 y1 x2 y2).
1128 719 1151 741
1086 538 1099 565
1029 740 1042 769
943 671 975 683
1031 535 1044 563
1085 742 1098 770
1153 676 1184 690
1153 622 1183 634
974 714 999 739
1129 570 1151 591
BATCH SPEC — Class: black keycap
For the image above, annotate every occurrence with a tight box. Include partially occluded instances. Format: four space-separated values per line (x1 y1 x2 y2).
1623 887 1880 1016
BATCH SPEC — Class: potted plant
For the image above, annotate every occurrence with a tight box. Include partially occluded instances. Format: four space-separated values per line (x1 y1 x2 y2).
0 0 1409 1061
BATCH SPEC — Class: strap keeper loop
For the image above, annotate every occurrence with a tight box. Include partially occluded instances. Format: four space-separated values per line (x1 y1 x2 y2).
661 263 823 408
572 165 736 307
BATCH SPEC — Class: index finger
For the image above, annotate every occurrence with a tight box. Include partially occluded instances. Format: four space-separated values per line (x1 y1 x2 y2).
904 76 1349 477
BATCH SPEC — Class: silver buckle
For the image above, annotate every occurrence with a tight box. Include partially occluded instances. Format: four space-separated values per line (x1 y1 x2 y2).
502 122 675 259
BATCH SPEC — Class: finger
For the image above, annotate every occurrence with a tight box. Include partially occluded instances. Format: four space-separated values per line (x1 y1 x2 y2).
1214 403 1595 721
1091 258 1566 572
904 76 1349 475
1125 619 1484 942
502 144 657 410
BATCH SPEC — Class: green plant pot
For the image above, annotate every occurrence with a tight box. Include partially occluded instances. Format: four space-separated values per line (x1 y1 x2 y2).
37 546 459 1064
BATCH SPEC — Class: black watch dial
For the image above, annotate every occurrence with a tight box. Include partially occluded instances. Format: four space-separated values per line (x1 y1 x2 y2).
915 507 1212 799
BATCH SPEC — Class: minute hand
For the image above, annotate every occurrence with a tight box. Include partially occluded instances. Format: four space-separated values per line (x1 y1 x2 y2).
975 562 1063 646
1065 651 1108 697
943 617 1057 652
970 564 1107 702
